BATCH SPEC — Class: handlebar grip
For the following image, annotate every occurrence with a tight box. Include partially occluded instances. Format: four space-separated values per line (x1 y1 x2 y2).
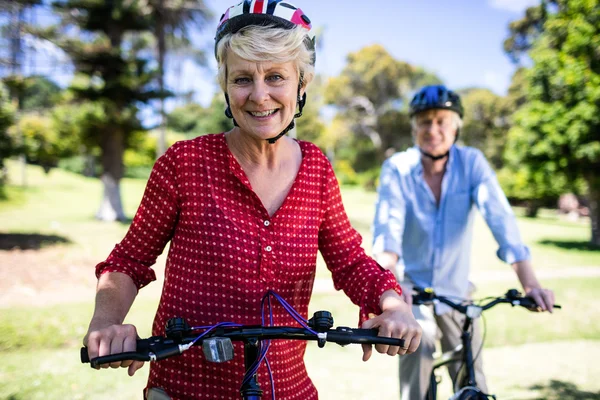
81 345 152 368
81 340 155 368
328 328 405 348
518 297 561 310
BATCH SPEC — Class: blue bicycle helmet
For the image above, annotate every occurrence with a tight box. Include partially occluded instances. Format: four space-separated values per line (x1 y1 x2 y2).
409 85 464 118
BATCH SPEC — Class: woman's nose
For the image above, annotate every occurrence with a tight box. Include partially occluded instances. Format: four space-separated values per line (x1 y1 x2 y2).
249 81 269 103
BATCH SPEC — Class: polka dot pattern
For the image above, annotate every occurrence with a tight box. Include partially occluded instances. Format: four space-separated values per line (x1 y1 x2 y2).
96 133 400 399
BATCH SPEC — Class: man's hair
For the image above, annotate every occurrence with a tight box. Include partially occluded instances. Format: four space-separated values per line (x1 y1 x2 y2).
216 25 315 92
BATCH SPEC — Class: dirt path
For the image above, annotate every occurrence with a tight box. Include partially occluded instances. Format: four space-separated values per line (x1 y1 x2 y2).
0 247 167 308
2 245 600 308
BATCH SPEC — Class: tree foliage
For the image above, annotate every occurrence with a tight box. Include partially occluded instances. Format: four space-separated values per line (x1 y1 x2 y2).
324 44 441 186
35 0 164 220
10 112 78 173
0 82 16 185
505 0 600 243
460 88 511 169
503 0 557 63
166 94 232 138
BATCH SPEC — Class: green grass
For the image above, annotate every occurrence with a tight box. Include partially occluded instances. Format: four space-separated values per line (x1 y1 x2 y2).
0 284 598 400
1 161 600 399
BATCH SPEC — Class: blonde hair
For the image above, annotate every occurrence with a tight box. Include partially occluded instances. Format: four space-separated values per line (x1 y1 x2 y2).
216 24 315 92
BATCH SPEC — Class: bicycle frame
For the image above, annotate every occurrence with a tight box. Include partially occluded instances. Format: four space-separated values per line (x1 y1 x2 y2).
427 315 477 400
414 287 560 400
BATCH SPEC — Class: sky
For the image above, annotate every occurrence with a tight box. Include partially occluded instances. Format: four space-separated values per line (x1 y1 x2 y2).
177 0 539 108
5 0 540 121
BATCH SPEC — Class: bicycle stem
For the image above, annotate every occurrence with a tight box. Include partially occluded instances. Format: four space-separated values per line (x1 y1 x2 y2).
241 337 264 399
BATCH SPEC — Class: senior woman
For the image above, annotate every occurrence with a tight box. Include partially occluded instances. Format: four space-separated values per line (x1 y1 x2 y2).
83 1 421 399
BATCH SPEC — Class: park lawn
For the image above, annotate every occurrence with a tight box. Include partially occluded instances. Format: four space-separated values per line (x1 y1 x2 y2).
2 161 599 270
1 162 600 399
0 277 599 400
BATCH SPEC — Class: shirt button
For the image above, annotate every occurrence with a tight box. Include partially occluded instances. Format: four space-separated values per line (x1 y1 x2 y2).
265 246 272 252
264 220 270 226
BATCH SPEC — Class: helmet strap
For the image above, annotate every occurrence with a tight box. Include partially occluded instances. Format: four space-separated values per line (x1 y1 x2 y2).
224 93 239 127
420 148 450 161
266 84 306 144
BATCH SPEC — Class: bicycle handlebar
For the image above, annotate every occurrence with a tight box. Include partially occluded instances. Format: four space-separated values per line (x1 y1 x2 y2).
81 317 406 368
412 287 561 313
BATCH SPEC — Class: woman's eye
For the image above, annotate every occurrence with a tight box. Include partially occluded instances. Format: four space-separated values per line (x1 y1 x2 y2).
267 74 283 82
234 77 250 84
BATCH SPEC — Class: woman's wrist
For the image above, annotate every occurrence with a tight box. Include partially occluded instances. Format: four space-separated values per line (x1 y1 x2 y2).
379 289 410 312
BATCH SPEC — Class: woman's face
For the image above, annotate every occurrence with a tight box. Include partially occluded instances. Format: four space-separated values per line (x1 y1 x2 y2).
414 109 458 156
226 50 303 140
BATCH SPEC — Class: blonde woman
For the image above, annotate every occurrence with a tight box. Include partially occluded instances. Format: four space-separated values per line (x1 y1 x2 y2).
83 1 421 399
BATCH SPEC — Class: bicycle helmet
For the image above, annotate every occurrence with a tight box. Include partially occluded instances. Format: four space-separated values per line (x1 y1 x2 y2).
409 85 464 118
215 0 316 144
409 85 463 160
215 0 315 63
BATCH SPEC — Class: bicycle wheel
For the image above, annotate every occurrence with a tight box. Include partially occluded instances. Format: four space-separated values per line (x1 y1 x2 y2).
450 386 494 400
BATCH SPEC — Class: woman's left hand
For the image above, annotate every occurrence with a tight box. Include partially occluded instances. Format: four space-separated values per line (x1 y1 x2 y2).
360 290 422 361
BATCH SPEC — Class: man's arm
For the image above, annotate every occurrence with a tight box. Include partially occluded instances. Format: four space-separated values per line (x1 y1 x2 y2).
373 160 406 278
470 150 555 313
512 259 555 312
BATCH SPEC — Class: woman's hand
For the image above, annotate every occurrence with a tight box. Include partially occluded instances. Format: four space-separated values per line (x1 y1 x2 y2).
360 289 422 361
84 321 145 376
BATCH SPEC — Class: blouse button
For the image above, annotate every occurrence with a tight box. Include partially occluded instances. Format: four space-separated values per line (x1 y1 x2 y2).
265 246 272 252
264 220 270 227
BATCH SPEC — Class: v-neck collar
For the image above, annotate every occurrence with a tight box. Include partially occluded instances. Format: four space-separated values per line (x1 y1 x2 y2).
219 132 307 219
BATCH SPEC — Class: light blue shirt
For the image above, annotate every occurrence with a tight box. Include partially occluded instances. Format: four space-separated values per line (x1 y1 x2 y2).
372 145 530 312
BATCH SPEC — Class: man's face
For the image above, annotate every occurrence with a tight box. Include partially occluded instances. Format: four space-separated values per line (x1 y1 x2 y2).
414 109 458 157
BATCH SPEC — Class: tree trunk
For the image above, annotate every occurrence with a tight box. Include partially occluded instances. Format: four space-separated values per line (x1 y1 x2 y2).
156 2 167 157
586 172 600 247
525 200 540 218
96 128 126 221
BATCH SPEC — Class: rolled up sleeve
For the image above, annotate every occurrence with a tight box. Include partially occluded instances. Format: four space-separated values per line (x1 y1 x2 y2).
96 145 180 289
471 150 530 265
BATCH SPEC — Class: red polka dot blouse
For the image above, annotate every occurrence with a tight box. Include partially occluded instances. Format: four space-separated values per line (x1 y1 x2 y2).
96 133 401 399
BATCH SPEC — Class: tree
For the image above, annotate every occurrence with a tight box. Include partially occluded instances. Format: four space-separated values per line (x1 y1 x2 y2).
20 75 62 111
460 88 511 169
10 110 79 173
146 0 212 157
0 81 16 188
295 74 326 147
503 0 557 63
324 44 441 185
166 93 231 138
36 0 161 221
505 0 600 244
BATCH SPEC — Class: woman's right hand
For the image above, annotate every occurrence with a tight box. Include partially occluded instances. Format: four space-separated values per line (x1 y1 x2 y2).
83 322 145 376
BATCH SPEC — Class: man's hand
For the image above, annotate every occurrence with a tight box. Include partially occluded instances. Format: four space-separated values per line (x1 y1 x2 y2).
512 260 555 313
525 287 555 313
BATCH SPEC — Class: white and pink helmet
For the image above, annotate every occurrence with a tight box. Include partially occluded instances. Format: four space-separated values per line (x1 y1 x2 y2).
214 0 315 64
